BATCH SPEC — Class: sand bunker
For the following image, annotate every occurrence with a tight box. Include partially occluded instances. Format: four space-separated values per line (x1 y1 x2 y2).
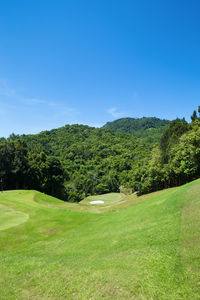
90 200 104 205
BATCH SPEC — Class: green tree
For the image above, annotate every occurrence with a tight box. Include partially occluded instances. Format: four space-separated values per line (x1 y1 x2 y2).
191 110 197 122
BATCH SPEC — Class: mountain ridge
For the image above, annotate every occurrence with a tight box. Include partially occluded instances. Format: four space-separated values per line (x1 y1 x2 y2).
102 117 170 141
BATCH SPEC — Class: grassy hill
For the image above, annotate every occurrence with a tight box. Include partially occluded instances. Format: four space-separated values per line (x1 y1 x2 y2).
0 180 200 299
103 117 170 142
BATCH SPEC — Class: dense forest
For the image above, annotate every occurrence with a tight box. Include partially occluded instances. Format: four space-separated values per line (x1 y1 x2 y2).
22 126 153 201
1 109 200 201
103 117 170 142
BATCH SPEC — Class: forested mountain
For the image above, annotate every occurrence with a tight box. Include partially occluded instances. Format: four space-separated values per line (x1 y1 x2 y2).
21 125 153 201
103 117 170 142
1 109 200 202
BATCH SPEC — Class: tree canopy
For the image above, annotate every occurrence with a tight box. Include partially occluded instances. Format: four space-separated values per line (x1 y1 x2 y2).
1 112 200 201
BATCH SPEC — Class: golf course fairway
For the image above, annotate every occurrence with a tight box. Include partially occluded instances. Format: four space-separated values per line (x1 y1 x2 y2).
0 180 200 299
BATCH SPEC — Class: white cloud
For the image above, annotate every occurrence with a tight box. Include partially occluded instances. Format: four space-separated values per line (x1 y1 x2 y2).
107 107 126 118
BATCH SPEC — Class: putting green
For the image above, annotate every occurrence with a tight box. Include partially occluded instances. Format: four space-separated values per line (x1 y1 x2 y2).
80 192 125 206
0 203 29 231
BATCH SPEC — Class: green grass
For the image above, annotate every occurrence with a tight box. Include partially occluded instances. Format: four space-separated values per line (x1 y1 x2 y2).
0 203 28 231
80 192 125 206
0 180 200 299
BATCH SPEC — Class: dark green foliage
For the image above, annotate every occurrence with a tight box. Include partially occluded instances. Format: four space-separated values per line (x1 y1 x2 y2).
0 137 29 190
103 117 170 142
191 110 198 122
135 109 200 194
191 107 200 122
0 137 65 199
22 124 153 200
160 118 189 163
0 118 169 201
0 117 169 201
1 111 200 201
41 156 65 198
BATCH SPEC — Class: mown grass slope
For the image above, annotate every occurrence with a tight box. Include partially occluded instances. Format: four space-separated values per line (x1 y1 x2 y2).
0 180 200 299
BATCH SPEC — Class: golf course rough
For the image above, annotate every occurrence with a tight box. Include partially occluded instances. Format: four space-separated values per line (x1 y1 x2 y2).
0 180 200 299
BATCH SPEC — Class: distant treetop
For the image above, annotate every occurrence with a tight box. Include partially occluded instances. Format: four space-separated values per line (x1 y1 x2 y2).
102 117 170 142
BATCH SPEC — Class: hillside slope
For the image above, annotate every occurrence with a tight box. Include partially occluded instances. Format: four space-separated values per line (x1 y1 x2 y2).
103 117 170 142
21 124 152 199
0 179 200 299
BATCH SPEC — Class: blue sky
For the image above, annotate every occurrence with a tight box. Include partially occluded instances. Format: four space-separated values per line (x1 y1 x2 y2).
0 0 200 137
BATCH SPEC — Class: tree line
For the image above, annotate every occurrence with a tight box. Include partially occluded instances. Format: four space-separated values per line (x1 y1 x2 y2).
133 108 200 194
0 136 66 199
1 109 200 201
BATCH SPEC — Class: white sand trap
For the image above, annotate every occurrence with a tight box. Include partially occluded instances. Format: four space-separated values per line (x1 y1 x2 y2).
90 200 104 205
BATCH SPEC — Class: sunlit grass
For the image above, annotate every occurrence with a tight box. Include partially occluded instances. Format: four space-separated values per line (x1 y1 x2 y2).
0 180 200 299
